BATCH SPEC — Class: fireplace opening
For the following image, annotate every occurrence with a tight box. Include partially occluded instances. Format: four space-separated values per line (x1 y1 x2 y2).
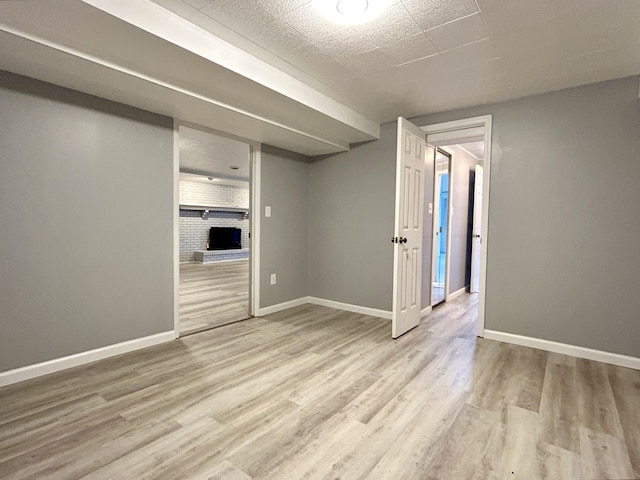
207 227 242 250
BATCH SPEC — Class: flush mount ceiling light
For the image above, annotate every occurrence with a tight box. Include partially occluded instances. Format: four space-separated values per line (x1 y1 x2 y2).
337 0 368 16
314 0 391 26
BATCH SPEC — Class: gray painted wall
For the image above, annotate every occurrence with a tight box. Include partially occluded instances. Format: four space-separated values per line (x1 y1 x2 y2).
260 145 310 308
305 75 640 358
0 71 174 372
447 145 482 293
308 122 397 311
6 69 636 371
415 75 640 357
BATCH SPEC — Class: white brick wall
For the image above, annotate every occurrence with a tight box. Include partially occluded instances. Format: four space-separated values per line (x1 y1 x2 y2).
179 180 249 208
179 181 250 262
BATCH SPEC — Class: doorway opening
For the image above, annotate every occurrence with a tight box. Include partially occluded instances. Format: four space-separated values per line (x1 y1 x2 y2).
174 123 258 336
430 143 484 313
422 115 492 337
431 148 451 307
392 115 491 339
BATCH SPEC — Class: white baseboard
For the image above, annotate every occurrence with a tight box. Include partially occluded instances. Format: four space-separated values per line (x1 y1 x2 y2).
421 306 432 318
0 331 176 387
484 330 640 371
257 297 309 316
259 297 391 320
307 297 391 320
448 287 466 301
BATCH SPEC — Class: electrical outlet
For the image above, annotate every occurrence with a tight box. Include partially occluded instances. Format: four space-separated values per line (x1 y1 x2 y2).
270 273 277 285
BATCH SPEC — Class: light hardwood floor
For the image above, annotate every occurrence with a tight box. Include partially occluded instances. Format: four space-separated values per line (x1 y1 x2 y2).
1 294 639 479
179 260 249 335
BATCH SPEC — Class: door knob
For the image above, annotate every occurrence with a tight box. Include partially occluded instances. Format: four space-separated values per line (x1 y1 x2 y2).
401 237 407 243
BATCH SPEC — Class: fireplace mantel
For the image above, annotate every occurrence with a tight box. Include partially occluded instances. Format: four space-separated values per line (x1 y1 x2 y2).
180 204 248 214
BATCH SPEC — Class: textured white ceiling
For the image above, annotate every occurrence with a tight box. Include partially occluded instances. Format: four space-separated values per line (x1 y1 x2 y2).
179 172 249 188
150 0 640 122
179 125 250 180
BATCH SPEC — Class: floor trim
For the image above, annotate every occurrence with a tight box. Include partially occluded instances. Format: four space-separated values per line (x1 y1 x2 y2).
0 331 176 387
257 297 309 316
308 297 391 320
259 297 391 320
421 305 432 318
484 330 640 370
448 287 466 301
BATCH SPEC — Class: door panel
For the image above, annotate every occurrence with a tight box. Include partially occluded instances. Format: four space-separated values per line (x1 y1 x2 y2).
392 117 426 338
470 165 483 293
403 166 411 229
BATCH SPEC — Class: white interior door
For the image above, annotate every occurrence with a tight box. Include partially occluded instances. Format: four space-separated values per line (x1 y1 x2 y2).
470 164 483 293
392 117 426 338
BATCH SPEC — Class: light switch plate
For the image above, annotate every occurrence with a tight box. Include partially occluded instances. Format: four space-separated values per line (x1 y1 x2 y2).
270 273 276 285
265 205 271 217
428 202 433 214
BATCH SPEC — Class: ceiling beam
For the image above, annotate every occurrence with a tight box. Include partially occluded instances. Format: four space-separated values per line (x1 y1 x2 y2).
0 0 380 155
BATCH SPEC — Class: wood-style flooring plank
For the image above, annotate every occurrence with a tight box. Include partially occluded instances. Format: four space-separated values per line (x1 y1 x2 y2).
190 460 251 480
538 360 582 452
364 384 469 479
539 444 582 480
579 427 635 480
0 293 638 480
607 364 640 477
179 260 249 335
495 405 542 480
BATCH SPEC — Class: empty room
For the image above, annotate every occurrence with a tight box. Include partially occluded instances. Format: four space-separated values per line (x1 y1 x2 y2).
0 1 639 479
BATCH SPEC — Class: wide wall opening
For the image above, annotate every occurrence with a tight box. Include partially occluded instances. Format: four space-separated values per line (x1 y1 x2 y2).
177 124 252 336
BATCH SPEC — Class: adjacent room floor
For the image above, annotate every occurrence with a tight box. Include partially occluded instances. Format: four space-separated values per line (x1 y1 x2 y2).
179 260 249 335
0 294 638 479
